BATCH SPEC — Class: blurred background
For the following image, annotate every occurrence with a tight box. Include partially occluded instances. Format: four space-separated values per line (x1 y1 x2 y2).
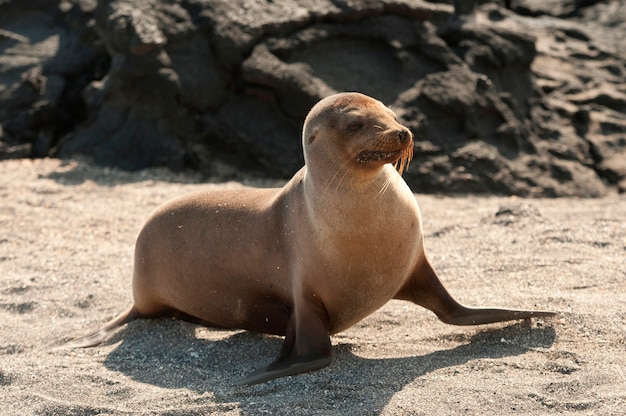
0 0 624 196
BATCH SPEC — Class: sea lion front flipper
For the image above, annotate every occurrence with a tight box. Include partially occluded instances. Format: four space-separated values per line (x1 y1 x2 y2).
236 294 332 385
235 354 333 386
394 258 556 325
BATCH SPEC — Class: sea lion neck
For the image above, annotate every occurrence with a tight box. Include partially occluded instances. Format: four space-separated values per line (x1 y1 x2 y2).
302 157 393 194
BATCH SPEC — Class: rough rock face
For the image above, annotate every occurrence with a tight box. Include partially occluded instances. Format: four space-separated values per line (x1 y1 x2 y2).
1 0 624 196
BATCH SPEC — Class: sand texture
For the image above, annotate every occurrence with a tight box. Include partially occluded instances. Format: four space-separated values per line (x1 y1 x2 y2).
1 158 624 415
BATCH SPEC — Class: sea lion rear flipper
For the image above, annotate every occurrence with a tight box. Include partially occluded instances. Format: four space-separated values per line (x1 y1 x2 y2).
53 306 139 350
236 295 332 385
395 258 556 325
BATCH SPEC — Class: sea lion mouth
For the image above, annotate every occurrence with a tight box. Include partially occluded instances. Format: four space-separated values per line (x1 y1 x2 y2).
355 146 413 176
356 150 403 163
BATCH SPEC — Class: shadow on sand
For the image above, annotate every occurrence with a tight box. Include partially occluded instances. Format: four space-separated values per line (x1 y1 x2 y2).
102 318 556 414
43 157 285 188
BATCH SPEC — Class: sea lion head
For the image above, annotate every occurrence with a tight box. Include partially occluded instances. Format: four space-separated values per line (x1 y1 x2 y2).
303 92 414 178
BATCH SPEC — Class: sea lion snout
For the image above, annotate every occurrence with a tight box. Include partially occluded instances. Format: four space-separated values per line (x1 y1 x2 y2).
397 128 411 144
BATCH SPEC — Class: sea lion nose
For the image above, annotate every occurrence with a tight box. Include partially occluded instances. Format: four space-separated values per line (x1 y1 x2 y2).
397 129 410 143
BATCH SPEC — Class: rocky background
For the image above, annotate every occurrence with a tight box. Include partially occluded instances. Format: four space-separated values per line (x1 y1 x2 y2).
1 0 625 196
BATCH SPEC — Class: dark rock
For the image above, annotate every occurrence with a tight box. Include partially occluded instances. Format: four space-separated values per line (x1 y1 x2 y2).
509 0 606 18
0 0 107 158
56 0 228 171
197 95 303 178
1 0 625 196
567 86 626 113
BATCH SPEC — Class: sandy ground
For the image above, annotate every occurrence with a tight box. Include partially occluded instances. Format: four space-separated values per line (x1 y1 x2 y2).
1 158 624 415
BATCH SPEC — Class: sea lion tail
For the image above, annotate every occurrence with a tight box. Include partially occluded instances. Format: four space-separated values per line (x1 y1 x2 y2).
53 306 139 350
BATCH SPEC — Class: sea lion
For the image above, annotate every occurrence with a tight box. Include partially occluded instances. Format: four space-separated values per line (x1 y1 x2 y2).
62 92 555 385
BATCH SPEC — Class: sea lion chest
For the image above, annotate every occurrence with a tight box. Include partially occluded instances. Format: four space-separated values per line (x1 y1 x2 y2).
299 173 423 334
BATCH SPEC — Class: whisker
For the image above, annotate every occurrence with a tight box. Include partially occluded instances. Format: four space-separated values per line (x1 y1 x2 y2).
323 149 361 197
331 164 350 195
378 175 393 196
321 142 412 198
395 146 413 176
324 163 348 196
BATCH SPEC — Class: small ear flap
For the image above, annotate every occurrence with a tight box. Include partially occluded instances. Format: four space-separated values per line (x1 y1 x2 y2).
307 132 317 145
